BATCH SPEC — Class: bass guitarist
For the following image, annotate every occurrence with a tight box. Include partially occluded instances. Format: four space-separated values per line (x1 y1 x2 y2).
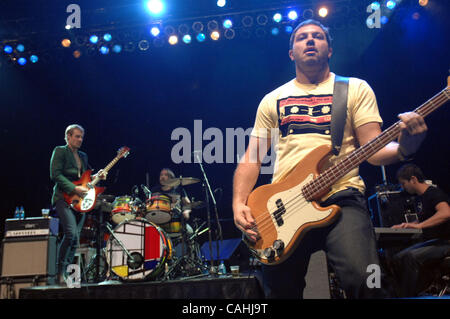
50 124 107 284
232 20 428 299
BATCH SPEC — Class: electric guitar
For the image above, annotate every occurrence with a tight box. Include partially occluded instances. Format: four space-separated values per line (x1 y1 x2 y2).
246 77 449 265
63 146 130 213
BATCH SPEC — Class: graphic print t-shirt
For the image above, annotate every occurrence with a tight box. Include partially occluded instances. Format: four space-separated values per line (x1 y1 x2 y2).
251 73 383 200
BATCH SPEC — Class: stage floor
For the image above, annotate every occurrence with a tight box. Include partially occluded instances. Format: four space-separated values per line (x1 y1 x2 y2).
19 274 264 299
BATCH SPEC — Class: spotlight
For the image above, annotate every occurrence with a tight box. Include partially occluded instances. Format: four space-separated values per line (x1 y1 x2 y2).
17 57 27 66
256 14 268 26
89 35 99 44
30 55 38 63
112 44 122 53
217 0 226 7
370 2 380 10
271 27 280 36
4 45 13 54
242 16 253 28
288 10 298 21
303 9 314 19
182 34 192 44
224 29 235 40
73 50 82 58
192 22 204 33
196 33 206 42
100 46 110 54
318 7 328 17
146 0 164 15
16 44 25 52
164 25 176 36
210 31 220 41
138 40 150 50
61 38 71 47
273 13 282 23
207 20 219 31
381 16 389 24
168 35 178 45
418 0 428 6
150 26 161 37
178 24 190 35
386 1 396 9
103 33 112 42
223 19 233 29
285 26 293 33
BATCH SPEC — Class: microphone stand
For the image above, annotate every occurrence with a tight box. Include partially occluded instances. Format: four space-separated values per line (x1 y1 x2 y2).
194 151 223 275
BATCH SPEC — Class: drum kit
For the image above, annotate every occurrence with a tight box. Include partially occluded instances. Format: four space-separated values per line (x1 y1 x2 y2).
80 176 211 283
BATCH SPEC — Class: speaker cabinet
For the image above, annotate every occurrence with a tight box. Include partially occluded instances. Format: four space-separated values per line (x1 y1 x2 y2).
1 235 57 298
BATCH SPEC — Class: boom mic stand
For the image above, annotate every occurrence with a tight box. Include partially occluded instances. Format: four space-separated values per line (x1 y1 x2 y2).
193 151 223 275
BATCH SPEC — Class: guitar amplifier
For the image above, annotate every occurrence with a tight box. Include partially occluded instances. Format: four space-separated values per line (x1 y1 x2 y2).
368 191 419 227
4 217 59 238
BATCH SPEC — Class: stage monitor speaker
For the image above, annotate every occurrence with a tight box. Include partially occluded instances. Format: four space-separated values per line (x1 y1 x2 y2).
1 236 57 279
368 191 419 227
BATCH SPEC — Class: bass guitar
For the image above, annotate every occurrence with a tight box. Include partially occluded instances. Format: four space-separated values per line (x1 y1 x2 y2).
63 146 130 213
246 77 449 265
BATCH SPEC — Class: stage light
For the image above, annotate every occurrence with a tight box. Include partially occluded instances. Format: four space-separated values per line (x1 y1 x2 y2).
273 13 282 23
271 27 280 36
4 45 13 54
112 44 122 53
192 22 204 33
371 2 380 10
223 19 233 29
100 46 110 54
256 14 268 26
30 55 38 63
89 35 99 44
168 35 178 45
73 50 81 58
288 10 298 21
224 29 235 40
182 34 192 44
386 1 396 9
418 0 428 6
16 44 25 52
285 26 293 33
138 40 150 50
150 26 161 37
242 16 253 28
146 0 164 15
17 57 27 66
103 33 112 42
196 33 206 42
217 0 226 7
210 31 220 41
61 38 71 47
318 7 328 17
381 16 389 24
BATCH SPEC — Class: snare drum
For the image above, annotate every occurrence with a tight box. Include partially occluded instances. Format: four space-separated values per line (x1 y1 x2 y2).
105 219 172 281
111 196 136 224
145 194 172 224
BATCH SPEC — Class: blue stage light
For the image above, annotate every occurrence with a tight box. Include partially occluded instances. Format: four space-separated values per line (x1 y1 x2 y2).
386 0 396 9
16 44 25 52
145 0 164 15
273 13 282 23
182 34 192 44
89 35 99 44
196 33 206 42
4 45 13 54
223 19 233 29
288 10 298 21
30 55 38 63
100 46 109 54
150 26 161 37
371 2 381 10
285 26 293 33
112 44 122 53
271 27 280 36
381 16 389 24
103 33 112 42
18 57 27 66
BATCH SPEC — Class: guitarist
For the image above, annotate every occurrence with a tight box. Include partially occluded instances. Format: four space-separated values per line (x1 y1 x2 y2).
232 20 427 299
50 124 107 283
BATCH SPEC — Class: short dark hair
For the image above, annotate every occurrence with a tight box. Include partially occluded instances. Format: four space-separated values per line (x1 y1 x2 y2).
396 163 426 183
289 19 332 49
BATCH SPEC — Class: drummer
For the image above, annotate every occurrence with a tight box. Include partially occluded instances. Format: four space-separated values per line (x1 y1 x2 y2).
150 168 193 237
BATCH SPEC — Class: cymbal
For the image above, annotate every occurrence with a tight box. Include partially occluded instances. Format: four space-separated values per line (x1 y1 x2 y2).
182 201 206 210
161 177 200 188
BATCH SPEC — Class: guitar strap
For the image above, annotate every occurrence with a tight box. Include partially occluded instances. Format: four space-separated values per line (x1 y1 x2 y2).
331 75 349 156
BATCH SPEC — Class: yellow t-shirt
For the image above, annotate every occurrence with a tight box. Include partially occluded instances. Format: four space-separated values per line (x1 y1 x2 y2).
251 73 383 200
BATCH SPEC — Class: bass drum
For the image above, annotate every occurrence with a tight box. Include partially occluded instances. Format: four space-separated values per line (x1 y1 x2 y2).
105 219 172 281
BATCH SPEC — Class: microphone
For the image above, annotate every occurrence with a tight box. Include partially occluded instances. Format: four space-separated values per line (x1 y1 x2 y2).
141 184 151 197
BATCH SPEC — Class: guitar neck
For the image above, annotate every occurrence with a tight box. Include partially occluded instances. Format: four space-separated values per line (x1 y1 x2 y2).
303 86 449 200
90 154 123 186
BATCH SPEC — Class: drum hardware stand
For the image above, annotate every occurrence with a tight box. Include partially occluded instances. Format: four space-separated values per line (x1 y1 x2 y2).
193 150 223 275
104 223 143 270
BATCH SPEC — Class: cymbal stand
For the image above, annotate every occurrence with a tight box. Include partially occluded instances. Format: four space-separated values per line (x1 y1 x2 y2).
193 151 223 275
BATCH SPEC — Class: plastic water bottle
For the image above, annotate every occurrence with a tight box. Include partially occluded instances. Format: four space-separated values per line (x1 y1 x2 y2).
19 206 25 220
218 260 227 276
14 206 20 219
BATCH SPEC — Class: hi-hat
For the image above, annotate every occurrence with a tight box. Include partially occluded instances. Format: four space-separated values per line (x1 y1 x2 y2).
161 177 200 188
